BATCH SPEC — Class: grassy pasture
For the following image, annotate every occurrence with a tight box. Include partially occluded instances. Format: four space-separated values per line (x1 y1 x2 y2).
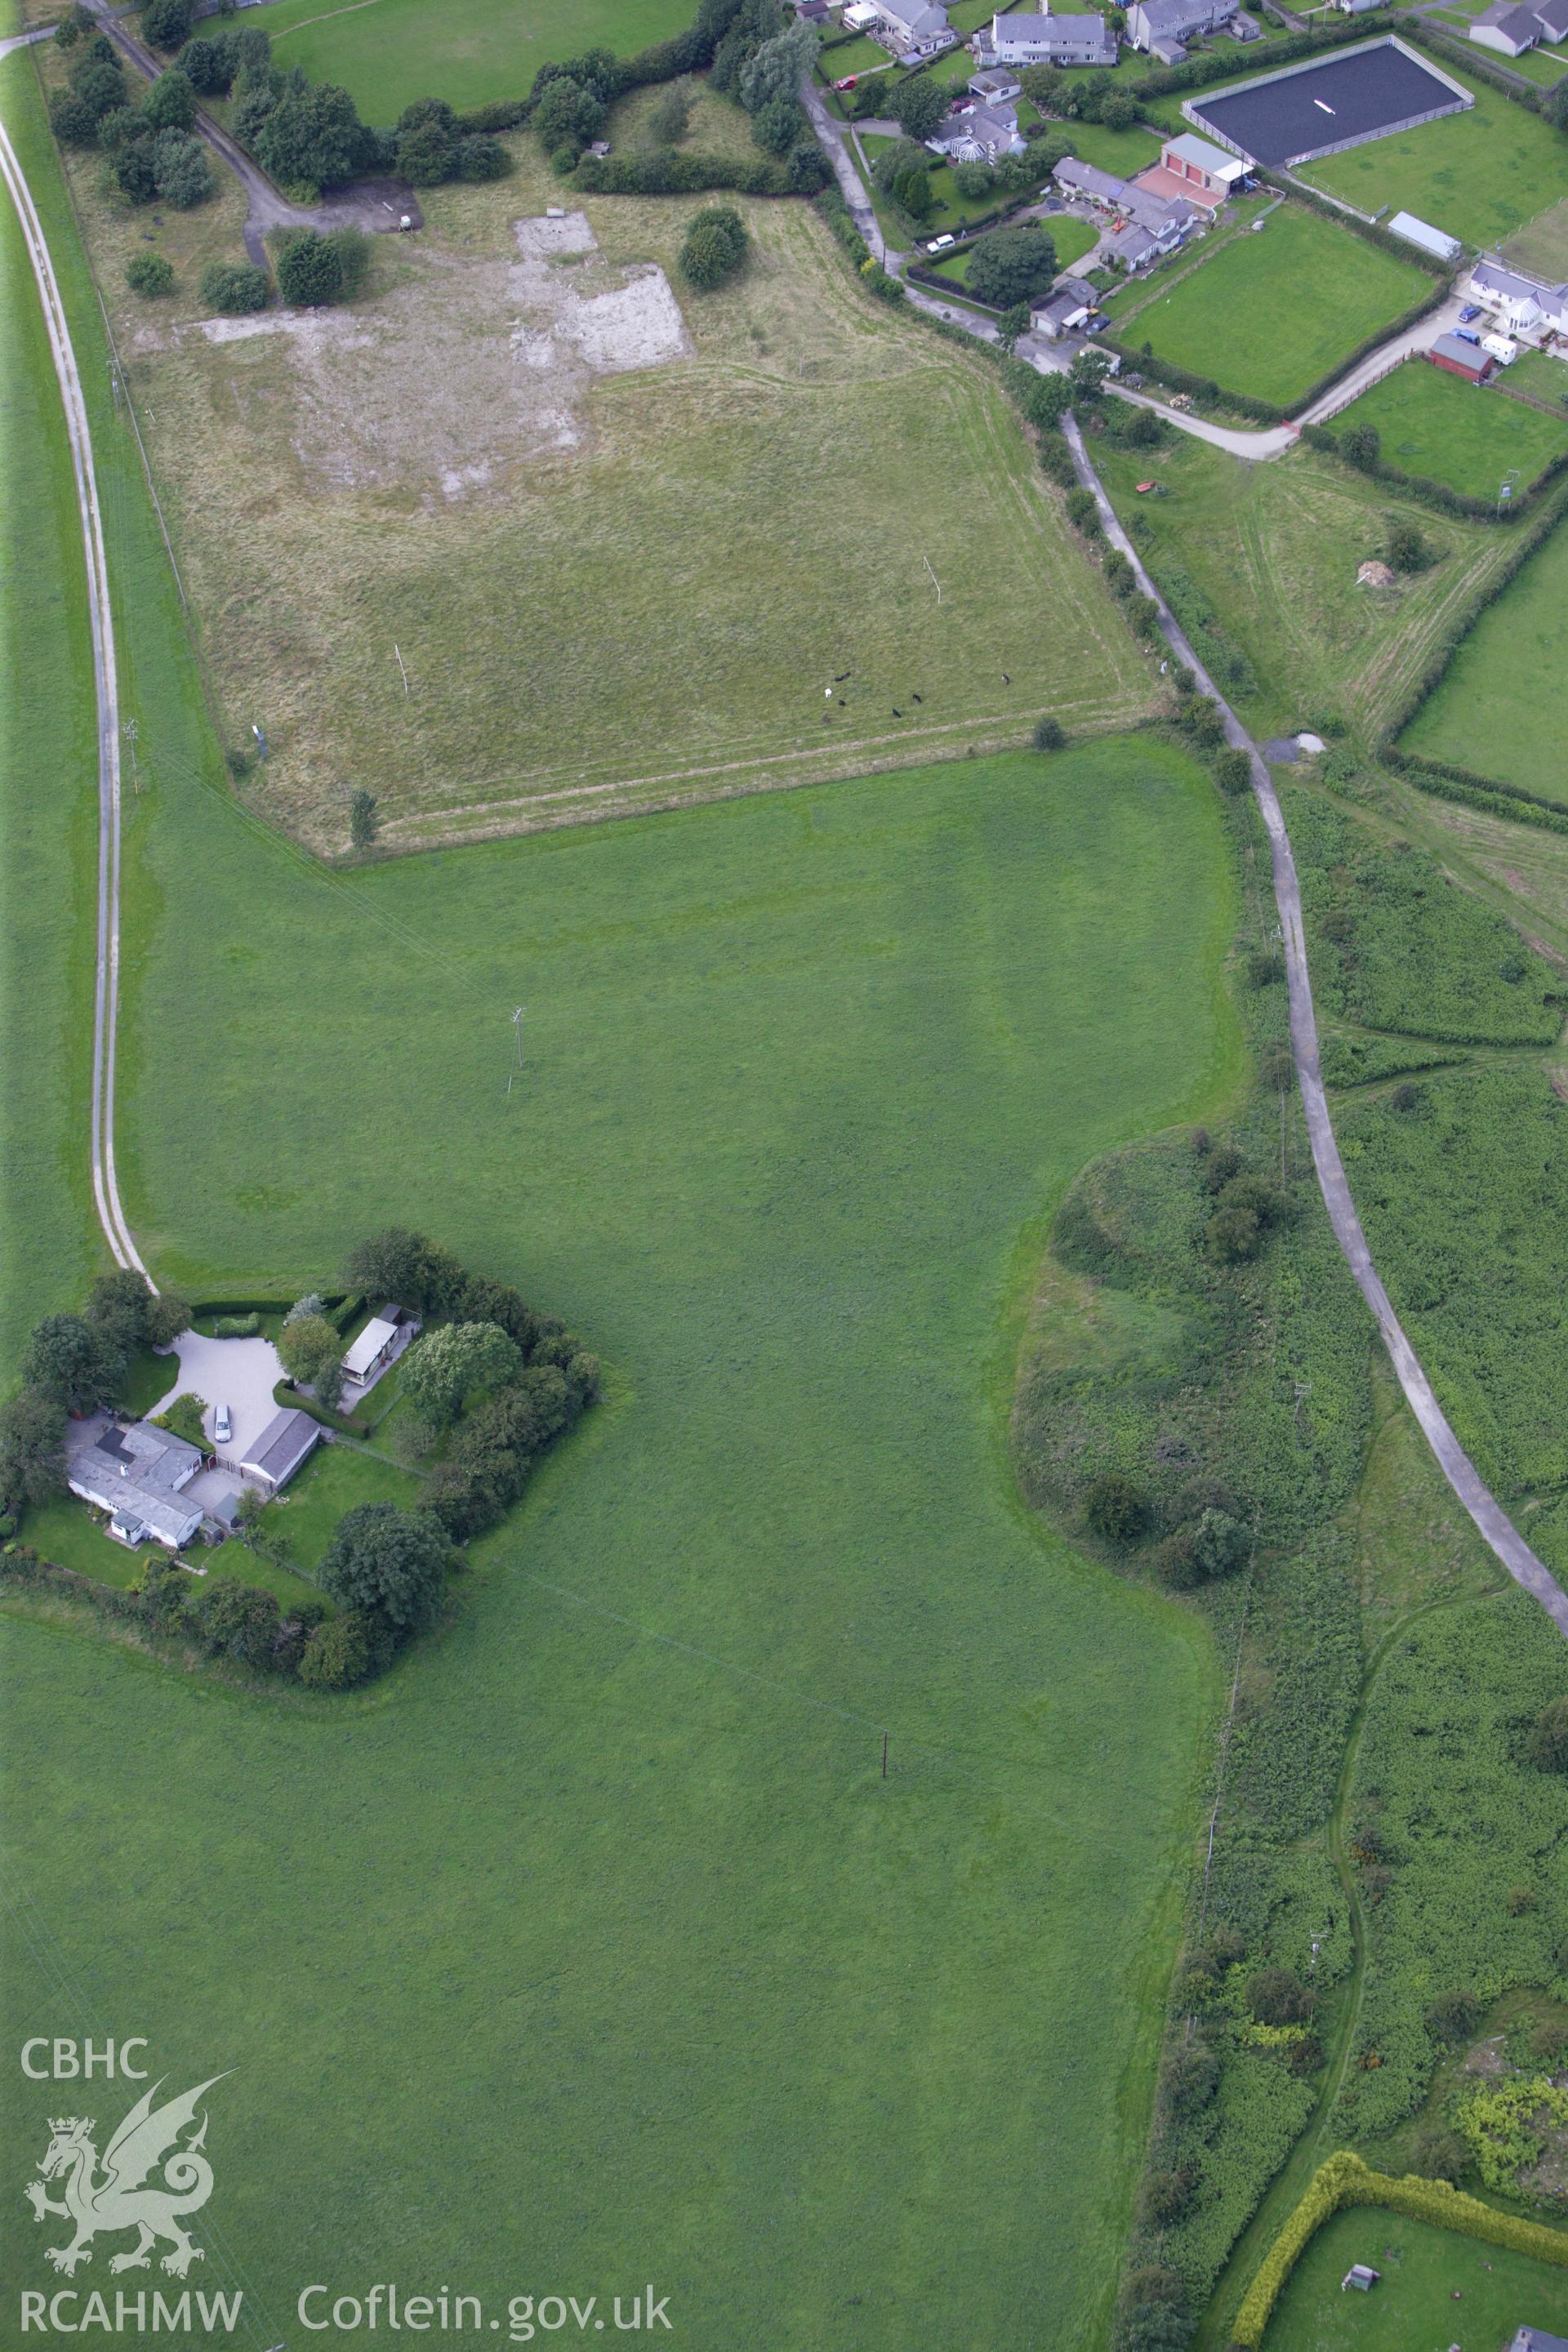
1260 2204 1568 2349
226 0 699 119
1298 66 1568 252
1106 203 1426 409
60 136 1152 854
1504 192 1568 279
1329 354 1568 498
1092 430 1512 739
1401 508 1568 791
0 48 1252 2344
254 1438 427 1571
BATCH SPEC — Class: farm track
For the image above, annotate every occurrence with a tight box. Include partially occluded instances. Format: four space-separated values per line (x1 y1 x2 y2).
0 104 150 1289
1066 411 1568 1639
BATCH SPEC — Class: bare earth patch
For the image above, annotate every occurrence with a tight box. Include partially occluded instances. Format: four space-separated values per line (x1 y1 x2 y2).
180 213 691 497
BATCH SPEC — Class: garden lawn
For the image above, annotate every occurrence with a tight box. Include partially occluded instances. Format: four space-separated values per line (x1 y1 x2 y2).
0 50 1248 2338
214 0 699 118
18 1498 156 1592
1401 510 1568 792
1329 355 1568 498
1260 2204 1568 2349
1115 202 1427 408
1053 115 1165 176
1298 66 1568 252
925 211 1098 284
253 1437 428 1573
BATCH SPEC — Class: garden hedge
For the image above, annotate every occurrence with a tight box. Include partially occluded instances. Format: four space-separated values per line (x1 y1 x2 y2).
1232 2151 1568 2346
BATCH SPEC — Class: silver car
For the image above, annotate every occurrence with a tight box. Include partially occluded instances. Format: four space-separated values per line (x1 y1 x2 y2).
212 1405 232 1446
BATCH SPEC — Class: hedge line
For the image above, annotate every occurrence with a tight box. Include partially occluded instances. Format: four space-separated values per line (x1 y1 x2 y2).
1377 479 1568 749
1260 167 1448 281
1304 417 1568 523
1099 272 1447 428
270 1381 374 1437
1383 748 1568 835
1232 2150 1568 2347
572 145 827 196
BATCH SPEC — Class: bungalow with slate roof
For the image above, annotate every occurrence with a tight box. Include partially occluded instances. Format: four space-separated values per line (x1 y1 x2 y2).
1127 0 1241 48
1031 274 1098 335
877 0 956 52
926 99 1027 158
1509 2332 1568 2352
1468 255 1568 338
1052 155 1197 252
969 65 1022 100
1470 0 1543 50
240 1407 324 1497
68 1419 205 1550
1534 0 1568 38
977 7 1118 64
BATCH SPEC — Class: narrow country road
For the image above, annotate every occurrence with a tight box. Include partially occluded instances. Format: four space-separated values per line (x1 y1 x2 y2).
0 104 154 1290
85 1 421 264
1063 413 1568 1638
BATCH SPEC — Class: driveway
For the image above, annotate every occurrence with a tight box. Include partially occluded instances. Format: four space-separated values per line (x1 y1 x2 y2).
149 1331 286 1462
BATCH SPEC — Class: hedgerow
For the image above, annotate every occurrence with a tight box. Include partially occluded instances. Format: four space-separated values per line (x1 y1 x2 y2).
1232 2148 1568 2345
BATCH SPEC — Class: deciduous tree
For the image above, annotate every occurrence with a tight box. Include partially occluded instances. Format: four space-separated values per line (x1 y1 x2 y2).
319 1503 452 1639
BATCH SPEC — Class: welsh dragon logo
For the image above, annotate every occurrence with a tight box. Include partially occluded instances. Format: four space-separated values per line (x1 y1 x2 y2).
24 2075 228 2278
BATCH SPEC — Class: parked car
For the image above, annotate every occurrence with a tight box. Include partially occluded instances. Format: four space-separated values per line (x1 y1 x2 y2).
213 1405 231 1445
1454 327 1481 346
926 233 957 252
834 74 858 88
1459 304 1481 323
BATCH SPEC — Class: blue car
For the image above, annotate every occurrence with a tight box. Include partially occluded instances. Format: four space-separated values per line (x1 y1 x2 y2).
1459 304 1481 323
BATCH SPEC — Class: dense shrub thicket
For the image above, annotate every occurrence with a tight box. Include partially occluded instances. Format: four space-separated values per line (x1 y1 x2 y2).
1288 791 1561 1046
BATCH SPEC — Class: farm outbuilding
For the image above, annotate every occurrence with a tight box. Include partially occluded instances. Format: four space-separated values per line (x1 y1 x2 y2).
1388 210 1462 263
1428 331 1496 382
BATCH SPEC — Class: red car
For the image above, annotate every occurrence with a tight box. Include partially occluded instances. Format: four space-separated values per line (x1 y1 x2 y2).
835 74 858 88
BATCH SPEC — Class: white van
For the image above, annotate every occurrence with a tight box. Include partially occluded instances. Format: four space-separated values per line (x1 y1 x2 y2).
1481 332 1518 364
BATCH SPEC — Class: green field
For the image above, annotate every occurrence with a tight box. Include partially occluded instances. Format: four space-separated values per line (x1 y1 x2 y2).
0 47 1258 2345
1056 115 1165 176
227 0 698 119
1111 203 1426 408
55 122 1152 853
1299 65 1568 252
255 1437 428 1571
1329 354 1568 497
1260 2205 1568 2348
1504 191 1568 279
1401 507 1568 790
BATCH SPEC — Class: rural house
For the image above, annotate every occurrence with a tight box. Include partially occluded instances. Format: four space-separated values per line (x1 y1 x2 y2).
1509 2332 1568 2352
1031 276 1098 336
875 0 956 53
1468 256 1568 337
926 100 1027 159
1533 0 1568 38
67 1417 205 1550
968 65 1023 99
1428 329 1496 382
977 8 1118 65
1054 156 1197 245
1126 0 1243 53
1469 0 1543 51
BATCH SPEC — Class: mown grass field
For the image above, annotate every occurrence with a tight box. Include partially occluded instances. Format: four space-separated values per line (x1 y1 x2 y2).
219 0 698 119
56 125 1152 854
1093 430 1513 740
0 48 1253 2345
1328 355 1568 499
1401 508 1568 790
1261 2205 1568 2348
1107 203 1426 410
1504 191 1568 279
1299 64 1568 252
